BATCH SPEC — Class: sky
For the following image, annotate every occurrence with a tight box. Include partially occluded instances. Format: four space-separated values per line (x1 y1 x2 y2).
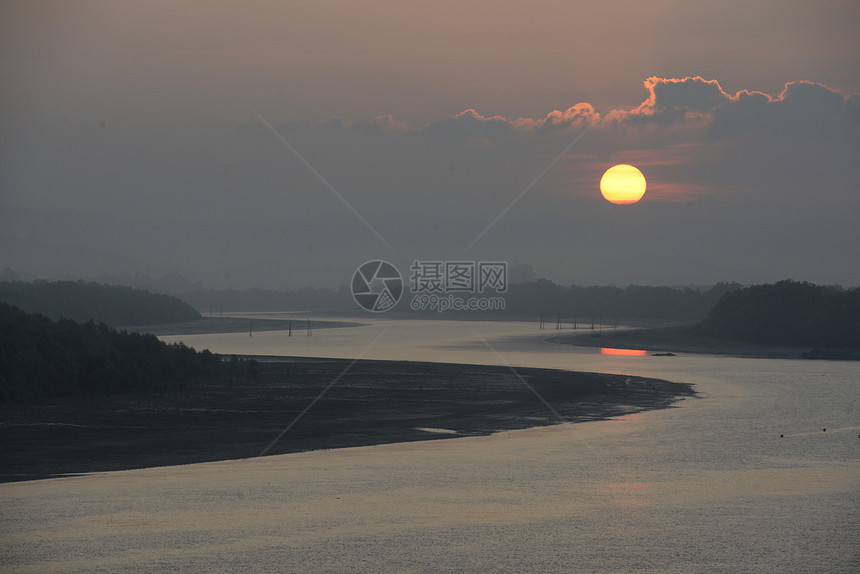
2 0 859 290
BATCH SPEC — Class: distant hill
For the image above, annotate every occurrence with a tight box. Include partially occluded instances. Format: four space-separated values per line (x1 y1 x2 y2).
184 281 740 320
496 280 741 320
696 280 860 348
0 281 200 326
0 303 226 403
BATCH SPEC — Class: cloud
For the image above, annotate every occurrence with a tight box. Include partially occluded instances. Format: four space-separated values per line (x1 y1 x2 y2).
348 115 411 135
711 80 859 141
415 104 598 140
245 76 859 213
611 76 734 126
516 103 599 133
418 109 516 139
594 76 857 142
264 77 856 149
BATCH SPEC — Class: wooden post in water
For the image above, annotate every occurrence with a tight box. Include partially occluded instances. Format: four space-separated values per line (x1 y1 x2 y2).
539 315 544 330
288 320 292 337
556 315 560 330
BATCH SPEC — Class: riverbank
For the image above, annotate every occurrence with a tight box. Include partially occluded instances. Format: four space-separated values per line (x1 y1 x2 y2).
548 325 860 359
0 356 694 482
122 316 364 336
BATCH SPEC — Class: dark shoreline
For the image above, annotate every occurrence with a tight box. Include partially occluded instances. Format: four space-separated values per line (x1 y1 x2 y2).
122 316 364 336
0 356 694 483
549 326 860 360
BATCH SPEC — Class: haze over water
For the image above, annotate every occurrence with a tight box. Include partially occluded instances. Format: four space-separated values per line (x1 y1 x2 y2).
2 318 858 572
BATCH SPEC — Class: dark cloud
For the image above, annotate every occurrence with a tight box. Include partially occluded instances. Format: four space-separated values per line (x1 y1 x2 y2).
531 104 598 134
418 109 517 140
711 80 859 141
623 76 733 126
597 76 856 143
347 115 411 135
261 77 855 149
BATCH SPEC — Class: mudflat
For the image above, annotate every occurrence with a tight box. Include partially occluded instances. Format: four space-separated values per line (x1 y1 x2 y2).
0 357 694 482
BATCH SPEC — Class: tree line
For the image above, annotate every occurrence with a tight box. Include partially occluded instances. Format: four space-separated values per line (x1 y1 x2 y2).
186 281 742 320
696 280 860 347
0 280 200 326
0 303 255 404
494 280 741 320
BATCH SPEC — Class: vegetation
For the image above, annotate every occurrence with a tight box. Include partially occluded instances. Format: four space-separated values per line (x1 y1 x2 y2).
0 280 200 326
496 280 740 320
696 280 860 347
186 281 740 320
0 303 254 404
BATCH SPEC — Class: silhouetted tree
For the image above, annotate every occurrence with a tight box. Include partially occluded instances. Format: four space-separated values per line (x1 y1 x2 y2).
696 280 860 347
0 303 220 403
0 280 200 326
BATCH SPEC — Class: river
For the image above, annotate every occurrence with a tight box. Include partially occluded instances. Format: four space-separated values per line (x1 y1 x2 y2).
1 316 858 572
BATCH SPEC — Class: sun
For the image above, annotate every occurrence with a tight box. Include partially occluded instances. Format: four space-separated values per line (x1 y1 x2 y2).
600 164 647 205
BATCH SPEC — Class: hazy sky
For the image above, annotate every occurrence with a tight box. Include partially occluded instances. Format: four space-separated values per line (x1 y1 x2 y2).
2 1 859 289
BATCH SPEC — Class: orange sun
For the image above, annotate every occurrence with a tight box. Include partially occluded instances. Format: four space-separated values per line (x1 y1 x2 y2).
600 164 647 205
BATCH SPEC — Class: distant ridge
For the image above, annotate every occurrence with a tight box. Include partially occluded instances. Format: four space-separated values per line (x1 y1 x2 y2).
0 303 224 403
183 281 741 320
0 280 200 326
696 280 860 348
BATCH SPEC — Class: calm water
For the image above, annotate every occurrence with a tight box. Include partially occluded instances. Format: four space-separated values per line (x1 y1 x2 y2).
2 317 858 573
